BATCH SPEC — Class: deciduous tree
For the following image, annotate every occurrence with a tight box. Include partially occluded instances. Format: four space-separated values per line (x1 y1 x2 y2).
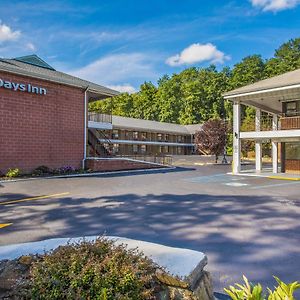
195 119 227 163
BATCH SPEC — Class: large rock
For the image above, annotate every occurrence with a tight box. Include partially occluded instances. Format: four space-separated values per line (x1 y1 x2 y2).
0 236 214 300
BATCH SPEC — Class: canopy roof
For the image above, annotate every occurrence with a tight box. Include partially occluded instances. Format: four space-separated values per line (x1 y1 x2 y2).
223 68 300 114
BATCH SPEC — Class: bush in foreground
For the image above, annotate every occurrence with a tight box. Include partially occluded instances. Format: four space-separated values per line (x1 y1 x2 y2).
224 275 300 300
24 237 158 300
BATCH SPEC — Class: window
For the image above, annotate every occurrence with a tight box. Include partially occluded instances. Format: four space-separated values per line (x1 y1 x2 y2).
133 144 138 154
127 131 133 139
164 146 169 153
141 132 147 140
177 146 182 154
286 142 300 159
165 134 169 141
133 131 139 140
159 146 163 153
177 135 182 142
112 129 119 139
285 101 299 116
157 133 162 141
112 143 119 154
141 145 147 153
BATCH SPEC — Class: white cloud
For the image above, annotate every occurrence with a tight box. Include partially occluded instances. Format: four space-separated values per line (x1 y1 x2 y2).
107 84 137 94
69 53 157 87
166 43 229 67
26 42 36 51
250 0 300 11
0 22 21 42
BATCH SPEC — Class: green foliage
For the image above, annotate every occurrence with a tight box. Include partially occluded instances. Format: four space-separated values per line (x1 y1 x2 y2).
265 38 300 77
268 276 300 300
26 237 157 300
89 38 300 134
32 165 51 176
224 275 300 300
5 168 20 178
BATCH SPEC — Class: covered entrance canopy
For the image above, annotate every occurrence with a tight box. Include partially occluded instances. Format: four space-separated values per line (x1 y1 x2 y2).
223 68 300 175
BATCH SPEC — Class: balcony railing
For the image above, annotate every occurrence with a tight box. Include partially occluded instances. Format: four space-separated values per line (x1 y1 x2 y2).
88 112 112 123
280 115 300 130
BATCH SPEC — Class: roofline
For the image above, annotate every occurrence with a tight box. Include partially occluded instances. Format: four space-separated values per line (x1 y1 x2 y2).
223 83 300 100
112 123 193 135
0 65 118 98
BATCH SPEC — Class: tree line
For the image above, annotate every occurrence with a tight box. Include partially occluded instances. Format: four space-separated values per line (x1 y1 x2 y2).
90 38 300 125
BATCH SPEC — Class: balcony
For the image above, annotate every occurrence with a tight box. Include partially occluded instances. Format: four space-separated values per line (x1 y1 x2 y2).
88 112 113 130
280 115 300 130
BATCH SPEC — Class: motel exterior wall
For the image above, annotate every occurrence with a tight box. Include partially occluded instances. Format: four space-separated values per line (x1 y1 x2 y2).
0 70 85 173
100 128 194 156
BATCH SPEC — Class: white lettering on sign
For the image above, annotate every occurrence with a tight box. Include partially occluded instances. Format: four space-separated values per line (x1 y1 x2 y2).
0 78 47 95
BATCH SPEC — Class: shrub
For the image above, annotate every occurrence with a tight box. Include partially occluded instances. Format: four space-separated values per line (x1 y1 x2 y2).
53 166 75 175
5 168 20 178
32 165 51 176
247 151 256 159
24 237 158 300
224 275 300 300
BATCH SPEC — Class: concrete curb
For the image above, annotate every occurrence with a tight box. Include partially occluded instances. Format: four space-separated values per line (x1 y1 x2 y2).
227 171 300 181
0 166 175 184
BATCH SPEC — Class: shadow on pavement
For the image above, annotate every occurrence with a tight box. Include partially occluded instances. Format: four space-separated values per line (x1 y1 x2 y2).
0 191 299 295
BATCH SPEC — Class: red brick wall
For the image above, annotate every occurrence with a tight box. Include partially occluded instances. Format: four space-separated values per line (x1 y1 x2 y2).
86 159 164 172
0 71 84 173
285 159 300 174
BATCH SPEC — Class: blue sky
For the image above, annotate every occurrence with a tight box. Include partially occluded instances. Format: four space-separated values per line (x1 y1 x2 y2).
1 0 300 92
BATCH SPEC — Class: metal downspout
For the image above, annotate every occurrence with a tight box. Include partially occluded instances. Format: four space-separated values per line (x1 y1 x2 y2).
82 86 89 169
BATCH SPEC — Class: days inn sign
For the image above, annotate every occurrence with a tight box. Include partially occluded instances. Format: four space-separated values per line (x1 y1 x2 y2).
0 78 47 95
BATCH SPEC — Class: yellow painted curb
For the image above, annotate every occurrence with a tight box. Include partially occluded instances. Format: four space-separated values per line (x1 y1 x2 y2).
267 176 300 181
0 192 70 206
0 223 12 229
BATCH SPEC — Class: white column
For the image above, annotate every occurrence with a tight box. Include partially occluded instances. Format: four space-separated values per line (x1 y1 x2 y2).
255 109 262 172
272 114 278 173
233 101 241 174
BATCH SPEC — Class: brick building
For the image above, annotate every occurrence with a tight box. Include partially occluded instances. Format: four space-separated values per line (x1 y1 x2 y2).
0 55 118 173
0 55 201 174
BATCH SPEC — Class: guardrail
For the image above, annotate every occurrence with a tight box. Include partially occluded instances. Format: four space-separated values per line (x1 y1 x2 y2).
88 112 112 123
116 155 173 166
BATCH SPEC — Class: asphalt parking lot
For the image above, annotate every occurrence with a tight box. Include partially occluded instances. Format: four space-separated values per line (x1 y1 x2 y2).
0 162 300 293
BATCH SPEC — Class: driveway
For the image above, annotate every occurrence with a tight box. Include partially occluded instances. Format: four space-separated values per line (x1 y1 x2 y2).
0 163 299 293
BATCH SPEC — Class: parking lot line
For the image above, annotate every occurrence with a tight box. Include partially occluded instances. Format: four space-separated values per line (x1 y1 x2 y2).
0 223 12 229
0 192 70 206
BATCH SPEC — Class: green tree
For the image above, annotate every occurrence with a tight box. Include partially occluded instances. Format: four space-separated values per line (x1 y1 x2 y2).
265 38 300 77
195 119 227 163
230 55 266 89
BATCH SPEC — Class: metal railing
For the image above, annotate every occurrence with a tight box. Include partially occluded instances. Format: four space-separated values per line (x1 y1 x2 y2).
115 155 173 166
88 112 112 123
240 115 274 132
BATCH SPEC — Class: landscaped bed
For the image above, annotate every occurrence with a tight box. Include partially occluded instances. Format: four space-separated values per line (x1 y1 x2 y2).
0 237 213 300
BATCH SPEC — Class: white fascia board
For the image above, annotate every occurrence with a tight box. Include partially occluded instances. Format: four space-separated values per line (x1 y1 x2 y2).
88 121 113 130
240 129 300 140
224 83 300 100
99 139 194 147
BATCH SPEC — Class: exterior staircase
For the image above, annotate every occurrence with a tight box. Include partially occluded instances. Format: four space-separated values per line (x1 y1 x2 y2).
88 129 113 157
